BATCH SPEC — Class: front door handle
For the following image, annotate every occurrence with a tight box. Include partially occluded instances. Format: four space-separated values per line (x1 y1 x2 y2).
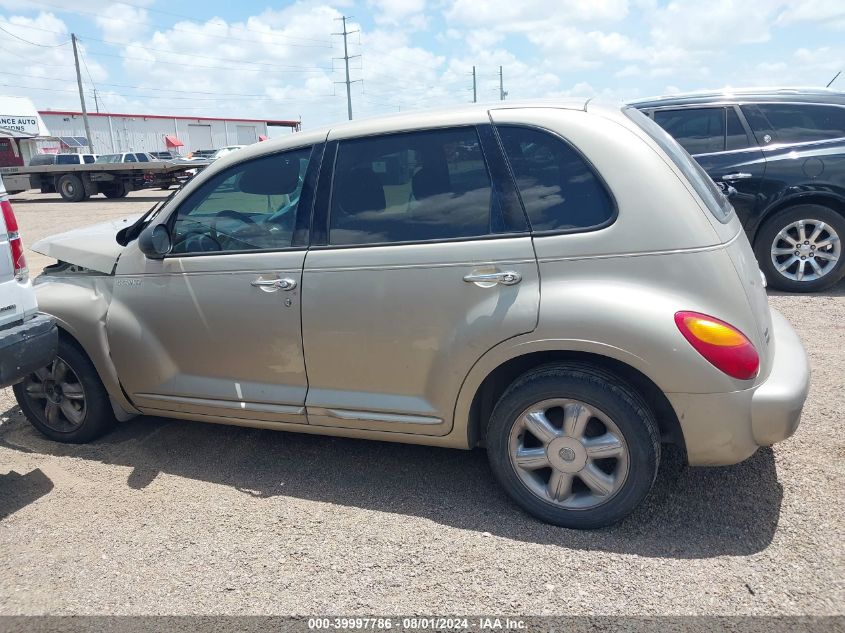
721 172 752 181
463 271 522 286
250 277 297 291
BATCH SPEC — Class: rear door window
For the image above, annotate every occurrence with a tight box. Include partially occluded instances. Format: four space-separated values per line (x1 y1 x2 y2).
55 155 80 165
496 125 614 232
742 103 845 144
653 107 726 155
134 153 150 162
328 127 495 246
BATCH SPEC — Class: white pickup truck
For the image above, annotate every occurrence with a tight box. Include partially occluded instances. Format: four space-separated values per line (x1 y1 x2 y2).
0 178 56 387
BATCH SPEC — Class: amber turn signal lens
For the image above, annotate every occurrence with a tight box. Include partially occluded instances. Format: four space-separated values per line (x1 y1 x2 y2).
675 311 759 380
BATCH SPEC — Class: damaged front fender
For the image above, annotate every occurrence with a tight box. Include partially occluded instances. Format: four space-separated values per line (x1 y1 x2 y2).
33 274 140 419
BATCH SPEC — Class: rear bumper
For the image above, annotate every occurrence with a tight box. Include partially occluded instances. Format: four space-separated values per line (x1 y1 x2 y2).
0 313 57 388
667 308 809 466
750 309 810 446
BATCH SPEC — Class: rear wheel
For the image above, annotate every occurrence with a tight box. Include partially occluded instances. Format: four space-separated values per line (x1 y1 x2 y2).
755 204 845 292
56 174 87 202
102 182 128 199
13 338 116 443
486 364 660 529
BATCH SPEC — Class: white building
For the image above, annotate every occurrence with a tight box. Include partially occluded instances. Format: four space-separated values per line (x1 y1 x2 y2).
0 95 53 166
39 110 301 155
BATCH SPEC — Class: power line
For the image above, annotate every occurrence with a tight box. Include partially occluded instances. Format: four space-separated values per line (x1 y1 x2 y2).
80 48 331 75
0 24 69 47
3 22 333 71
0 81 337 103
0 46 75 67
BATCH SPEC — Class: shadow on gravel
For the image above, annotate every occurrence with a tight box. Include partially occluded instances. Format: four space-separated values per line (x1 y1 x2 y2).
0 404 781 559
0 467 53 520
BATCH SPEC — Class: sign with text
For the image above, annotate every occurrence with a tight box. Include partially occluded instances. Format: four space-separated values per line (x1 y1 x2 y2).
0 115 39 136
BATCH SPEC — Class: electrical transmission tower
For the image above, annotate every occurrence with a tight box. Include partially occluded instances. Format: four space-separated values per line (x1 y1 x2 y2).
333 16 361 120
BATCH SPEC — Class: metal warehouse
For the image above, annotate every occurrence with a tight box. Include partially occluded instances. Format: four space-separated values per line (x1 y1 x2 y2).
38 110 301 155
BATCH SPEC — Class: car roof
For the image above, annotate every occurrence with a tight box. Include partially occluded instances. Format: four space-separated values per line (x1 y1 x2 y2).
223 99 591 167
630 87 845 109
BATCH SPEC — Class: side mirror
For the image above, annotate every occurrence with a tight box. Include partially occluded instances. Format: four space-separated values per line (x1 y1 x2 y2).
138 223 172 259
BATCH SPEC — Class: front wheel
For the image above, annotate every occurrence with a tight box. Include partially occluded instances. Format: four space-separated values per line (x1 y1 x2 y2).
755 204 845 292
13 338 116 443
486 364 660 529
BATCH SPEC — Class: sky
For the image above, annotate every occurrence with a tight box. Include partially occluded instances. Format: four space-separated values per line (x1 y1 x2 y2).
0 0 844 132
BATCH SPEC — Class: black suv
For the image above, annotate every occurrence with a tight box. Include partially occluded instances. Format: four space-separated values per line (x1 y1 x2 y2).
633 88 845 292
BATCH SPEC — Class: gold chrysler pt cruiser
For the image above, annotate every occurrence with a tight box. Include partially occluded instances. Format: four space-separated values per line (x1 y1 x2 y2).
16 101 810 528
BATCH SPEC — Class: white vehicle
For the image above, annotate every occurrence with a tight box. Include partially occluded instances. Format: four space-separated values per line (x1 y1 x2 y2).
95 152 155 164
29 154 97 167
209 145 247 160
0 177 56 387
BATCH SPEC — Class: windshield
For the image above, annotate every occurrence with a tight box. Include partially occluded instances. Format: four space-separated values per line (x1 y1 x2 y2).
95 154 121 163
623 106 734 223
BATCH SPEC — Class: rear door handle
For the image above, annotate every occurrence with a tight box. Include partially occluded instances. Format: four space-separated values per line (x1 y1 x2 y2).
463 271 522 286
250 277 297 291
721 172 752 181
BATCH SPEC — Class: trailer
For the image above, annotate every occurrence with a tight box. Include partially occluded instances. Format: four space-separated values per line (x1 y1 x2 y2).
0 160 210 202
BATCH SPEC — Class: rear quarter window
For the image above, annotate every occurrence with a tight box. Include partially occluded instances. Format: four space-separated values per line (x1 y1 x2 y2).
624 106 734 223
742 103 845 145
496 125 615 233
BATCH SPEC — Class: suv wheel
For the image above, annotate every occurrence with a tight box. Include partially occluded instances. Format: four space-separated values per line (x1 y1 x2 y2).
13 338 116 443
486 364 660 529
755 204 844 293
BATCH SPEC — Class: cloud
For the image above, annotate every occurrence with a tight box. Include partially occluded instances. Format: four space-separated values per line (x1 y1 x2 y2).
0 11 109 111
368 0 427 29
445 0 630 25
95 3 150 42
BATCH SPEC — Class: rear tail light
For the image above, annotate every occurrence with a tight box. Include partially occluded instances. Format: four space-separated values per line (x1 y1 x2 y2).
675 311 759 380
1 198 27 282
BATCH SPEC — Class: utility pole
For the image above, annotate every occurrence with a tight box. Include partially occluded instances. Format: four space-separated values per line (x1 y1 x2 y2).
499 65 506 101
92 88 100 114
472 66 477 103
71 34 94 152
333 16 361 121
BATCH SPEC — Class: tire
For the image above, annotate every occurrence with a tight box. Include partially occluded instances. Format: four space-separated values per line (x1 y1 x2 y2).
102 182 127 199
754 204 845 293
56 174 87 202
486 363 660 529
13 337 117 444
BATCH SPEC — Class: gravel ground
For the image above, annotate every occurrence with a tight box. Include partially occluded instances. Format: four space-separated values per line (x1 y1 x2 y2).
0 190 843 616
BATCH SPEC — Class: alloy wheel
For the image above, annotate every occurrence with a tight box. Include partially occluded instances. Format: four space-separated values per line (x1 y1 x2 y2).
771 219 841 283
21 358 87 433
508 398 629 510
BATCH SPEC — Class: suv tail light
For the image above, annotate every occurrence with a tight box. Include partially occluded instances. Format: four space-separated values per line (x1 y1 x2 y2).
1 198 28 282
675 311 759 380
